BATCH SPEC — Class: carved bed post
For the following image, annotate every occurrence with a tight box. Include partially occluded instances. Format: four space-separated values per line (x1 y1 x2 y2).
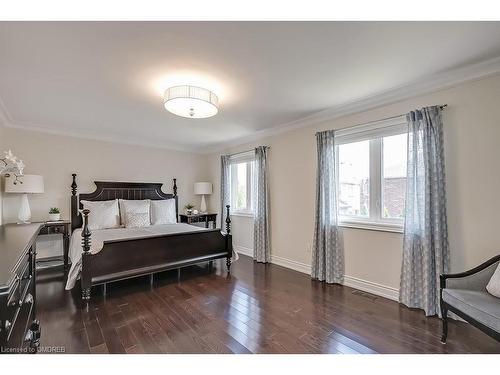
173 178 178 221
70 173 79 232
225 205 232 273
81 209 92 304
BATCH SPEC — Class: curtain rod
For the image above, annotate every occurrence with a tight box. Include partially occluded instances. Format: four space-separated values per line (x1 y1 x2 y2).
227 146 270 158
316 104 448 135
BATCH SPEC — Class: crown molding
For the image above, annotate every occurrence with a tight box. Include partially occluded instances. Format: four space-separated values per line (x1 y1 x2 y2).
0 92 203 153
199 55 500 153
2 119 203 154
2 55 500 154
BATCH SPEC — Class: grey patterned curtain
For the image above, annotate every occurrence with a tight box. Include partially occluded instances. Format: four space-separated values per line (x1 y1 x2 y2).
311 130 344 283
220 155 231 230
253 146 271 263
399 106 449 316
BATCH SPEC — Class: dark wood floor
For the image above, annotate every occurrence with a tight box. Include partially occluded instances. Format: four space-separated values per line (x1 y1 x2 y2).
36 255 500 354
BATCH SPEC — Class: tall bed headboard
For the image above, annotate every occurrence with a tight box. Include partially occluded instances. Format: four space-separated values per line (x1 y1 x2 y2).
70 174 178 232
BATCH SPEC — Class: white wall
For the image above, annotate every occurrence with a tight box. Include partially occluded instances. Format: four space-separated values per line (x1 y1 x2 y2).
207 73 500 295
2 127 210 224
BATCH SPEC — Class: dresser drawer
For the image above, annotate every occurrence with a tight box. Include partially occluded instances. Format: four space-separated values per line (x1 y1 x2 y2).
7 252 32 309
6 285 35 349
0 223 42 352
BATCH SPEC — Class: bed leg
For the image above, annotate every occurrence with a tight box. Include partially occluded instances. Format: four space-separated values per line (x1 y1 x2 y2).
177 268 181 280
82 288 91 304
226 257 231 273
103 283 107 297
150 274 154 288
208 261 213 272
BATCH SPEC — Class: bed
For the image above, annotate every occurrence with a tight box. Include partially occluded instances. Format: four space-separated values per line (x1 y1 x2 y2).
68 174 232 303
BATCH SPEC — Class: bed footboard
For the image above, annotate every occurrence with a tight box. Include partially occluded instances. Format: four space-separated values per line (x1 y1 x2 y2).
80 206 232 303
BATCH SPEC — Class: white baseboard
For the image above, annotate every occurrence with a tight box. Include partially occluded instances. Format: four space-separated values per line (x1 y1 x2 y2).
234 245 400 302
271 254 312 275
234 245 312 274
342 275 399 302
234 245 253 257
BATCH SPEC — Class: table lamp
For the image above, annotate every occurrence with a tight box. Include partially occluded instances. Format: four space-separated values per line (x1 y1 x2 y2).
194 182 212 213
5 174 44 224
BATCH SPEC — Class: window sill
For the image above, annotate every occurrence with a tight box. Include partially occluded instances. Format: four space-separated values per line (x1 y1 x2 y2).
339 221 403 234
231 212 254 218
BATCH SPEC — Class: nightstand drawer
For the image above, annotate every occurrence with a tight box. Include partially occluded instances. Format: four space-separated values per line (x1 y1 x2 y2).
39 225 66 235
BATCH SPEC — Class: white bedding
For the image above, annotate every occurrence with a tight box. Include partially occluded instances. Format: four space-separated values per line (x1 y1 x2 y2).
65 223 208 290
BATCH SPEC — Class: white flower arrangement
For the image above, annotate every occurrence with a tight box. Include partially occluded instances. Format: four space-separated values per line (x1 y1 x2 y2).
1 149 25 178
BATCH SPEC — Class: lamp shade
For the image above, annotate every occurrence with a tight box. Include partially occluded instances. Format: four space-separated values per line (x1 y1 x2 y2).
4 174 44 194
194 182 213 195
164 85 218 119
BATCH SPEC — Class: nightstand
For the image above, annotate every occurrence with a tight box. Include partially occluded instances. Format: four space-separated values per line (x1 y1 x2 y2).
179 213 217 229
36 220 71 272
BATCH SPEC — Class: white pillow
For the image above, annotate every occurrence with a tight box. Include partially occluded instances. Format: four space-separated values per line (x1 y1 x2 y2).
486 263 500 298
119 199 151 227
80 199 120 230
151 199 177 225
125 212 151 228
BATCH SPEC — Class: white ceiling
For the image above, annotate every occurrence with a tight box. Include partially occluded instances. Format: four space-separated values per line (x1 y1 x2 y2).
1 22 500 152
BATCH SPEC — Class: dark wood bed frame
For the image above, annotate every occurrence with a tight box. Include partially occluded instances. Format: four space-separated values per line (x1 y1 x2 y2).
70 174 232 303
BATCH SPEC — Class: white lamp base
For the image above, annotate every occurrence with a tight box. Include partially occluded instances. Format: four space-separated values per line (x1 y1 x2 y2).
200 195 207 213
17 193 32 224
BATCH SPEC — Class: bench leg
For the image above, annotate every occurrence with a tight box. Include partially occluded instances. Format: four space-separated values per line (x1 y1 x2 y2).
441 305 448 343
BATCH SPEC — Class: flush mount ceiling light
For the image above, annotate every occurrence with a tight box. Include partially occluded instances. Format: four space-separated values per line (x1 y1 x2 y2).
163 85 219 119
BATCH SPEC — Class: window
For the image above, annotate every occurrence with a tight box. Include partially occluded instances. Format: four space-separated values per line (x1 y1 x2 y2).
336 117 408 231
229 152 255 216
338 140 370 218
382 134 407 220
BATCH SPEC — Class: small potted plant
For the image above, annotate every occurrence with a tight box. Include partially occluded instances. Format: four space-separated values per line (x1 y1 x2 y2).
184 203 195 215
48 207 61 221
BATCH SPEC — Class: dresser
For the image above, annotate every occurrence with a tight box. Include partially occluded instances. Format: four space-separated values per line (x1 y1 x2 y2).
0 223 42 353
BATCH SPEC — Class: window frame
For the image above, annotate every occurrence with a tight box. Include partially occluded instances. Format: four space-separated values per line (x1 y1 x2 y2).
229 151 255 217
335 116 407 233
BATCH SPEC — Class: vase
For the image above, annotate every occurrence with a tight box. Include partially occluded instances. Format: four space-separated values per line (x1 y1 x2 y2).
48 213 61 221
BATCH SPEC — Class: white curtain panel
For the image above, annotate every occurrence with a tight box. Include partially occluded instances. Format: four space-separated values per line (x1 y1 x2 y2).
311 130 344 284
399 106 450 316
253 146 271 263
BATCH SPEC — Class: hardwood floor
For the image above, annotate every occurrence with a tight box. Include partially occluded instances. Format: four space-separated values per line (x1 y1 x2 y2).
36 255 500 354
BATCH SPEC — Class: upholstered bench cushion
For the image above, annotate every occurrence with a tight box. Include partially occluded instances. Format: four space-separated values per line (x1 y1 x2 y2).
443 289 500 332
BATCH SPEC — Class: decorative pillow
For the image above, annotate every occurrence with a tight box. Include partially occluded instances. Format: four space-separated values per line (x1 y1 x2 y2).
119 199 151 227
80 199 120 230
486 263 500 298
151 199 177 225
125 212 151 228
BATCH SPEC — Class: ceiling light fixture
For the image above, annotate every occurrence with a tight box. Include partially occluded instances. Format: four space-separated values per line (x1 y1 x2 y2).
163 85 218 119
